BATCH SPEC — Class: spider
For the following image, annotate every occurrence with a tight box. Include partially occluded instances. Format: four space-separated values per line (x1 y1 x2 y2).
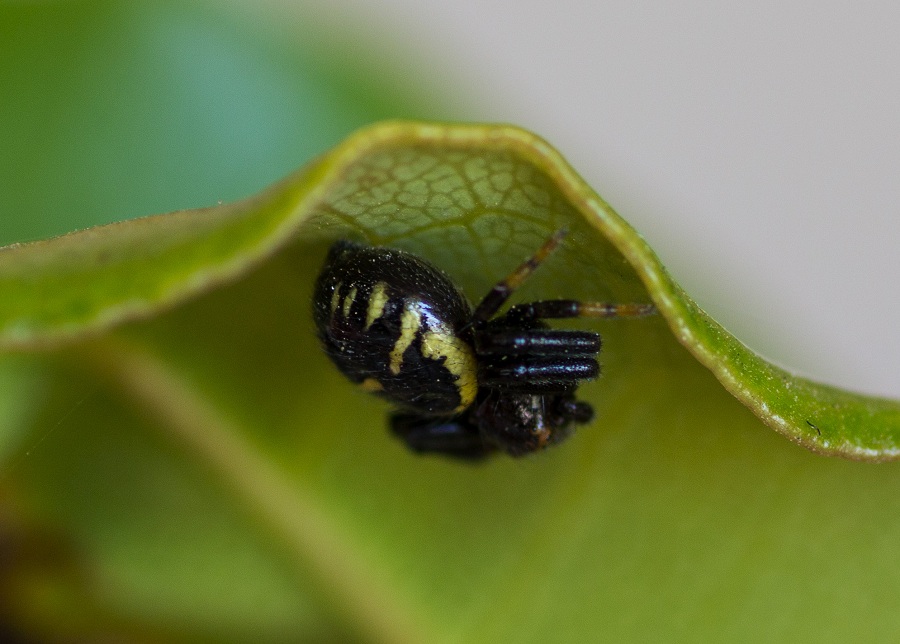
312 229 655 460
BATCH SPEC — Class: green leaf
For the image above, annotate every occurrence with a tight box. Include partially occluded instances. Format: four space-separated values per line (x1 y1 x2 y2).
2 122 898 457
0 0 434 248
4 121 900 642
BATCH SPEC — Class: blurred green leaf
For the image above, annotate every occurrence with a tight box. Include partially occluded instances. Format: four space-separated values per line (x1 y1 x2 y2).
0 0 439 640
0 0 432 247
3 121 900 644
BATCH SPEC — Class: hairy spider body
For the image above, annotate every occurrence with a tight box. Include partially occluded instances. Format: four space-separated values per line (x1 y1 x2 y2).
313 230 654 460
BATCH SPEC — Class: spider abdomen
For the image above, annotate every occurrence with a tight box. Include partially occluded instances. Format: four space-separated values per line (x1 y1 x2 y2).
313 241 478 416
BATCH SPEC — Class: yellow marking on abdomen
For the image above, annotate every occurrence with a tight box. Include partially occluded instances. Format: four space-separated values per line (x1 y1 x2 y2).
389 304 422 375
365 281 389 330
342 286 357 318
330 282 343 316
421 327 478 412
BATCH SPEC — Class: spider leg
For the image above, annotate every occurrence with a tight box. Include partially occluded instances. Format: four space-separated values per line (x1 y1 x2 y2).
502 299 656 325
389 411 494 460
475 328 600 356
475 327 602 393
471 228 567 323
480 354 599 391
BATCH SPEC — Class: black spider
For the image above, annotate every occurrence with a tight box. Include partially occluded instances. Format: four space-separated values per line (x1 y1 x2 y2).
312 229 654 460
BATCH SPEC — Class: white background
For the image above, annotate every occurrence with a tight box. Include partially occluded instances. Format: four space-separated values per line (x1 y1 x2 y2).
281 1 900 397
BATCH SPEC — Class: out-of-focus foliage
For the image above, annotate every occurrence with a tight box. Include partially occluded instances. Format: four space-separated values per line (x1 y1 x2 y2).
2 3 900 644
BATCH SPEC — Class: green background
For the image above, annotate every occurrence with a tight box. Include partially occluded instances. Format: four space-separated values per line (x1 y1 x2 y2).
2 2 899 643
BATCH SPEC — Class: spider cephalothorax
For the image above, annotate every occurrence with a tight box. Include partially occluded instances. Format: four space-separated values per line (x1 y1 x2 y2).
312 230 654 460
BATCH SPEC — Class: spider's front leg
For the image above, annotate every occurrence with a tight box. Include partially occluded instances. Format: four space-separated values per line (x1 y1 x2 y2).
477 352 600 392
474 324 602 393
502 299 657 325
389 411 494 460
473 297 654 393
